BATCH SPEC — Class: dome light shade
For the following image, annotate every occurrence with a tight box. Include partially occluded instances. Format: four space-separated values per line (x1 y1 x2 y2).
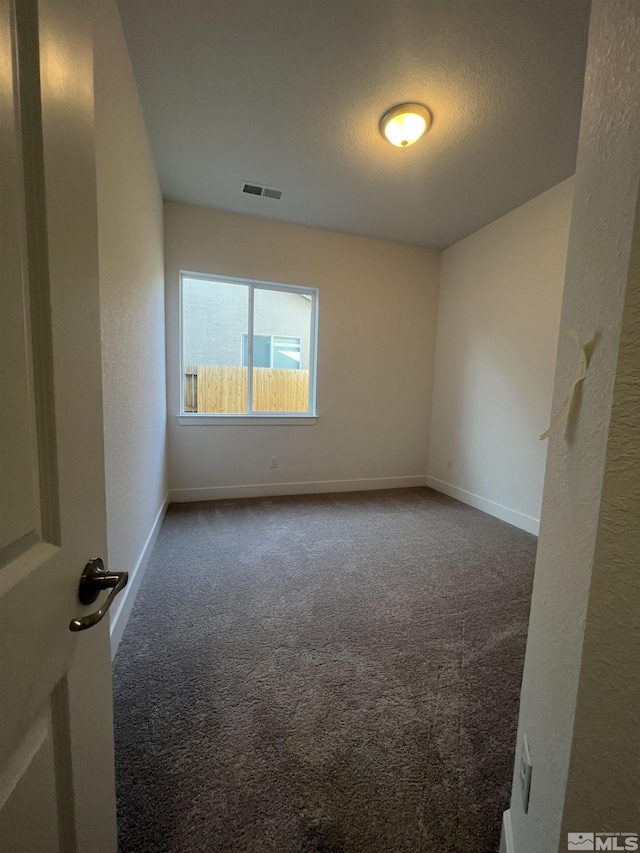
380 103 432 148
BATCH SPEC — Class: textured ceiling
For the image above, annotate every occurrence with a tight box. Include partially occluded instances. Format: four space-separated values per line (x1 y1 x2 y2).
117 0 590 249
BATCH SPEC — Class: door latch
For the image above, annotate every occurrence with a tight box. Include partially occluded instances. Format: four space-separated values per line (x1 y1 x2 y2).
69 558 128 632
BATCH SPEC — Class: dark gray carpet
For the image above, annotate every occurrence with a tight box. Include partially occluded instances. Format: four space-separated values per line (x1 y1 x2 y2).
113 487 535 853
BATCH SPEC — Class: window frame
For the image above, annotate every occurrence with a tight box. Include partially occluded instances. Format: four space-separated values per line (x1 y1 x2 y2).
179 271 319 422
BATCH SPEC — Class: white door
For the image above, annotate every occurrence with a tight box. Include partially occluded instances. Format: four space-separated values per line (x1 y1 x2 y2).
0 0 120 850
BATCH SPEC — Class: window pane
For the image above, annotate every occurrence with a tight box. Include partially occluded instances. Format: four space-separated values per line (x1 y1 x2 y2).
253 289 311 412
182 278 248 413
242 334 271 368
272 336 301 369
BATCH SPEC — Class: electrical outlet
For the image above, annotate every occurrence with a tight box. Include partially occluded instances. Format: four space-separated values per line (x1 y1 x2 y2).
520 735 532 814
270 457 278 468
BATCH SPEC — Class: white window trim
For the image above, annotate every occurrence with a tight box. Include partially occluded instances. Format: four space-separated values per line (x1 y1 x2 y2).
176 415 318 426
179 271 319 421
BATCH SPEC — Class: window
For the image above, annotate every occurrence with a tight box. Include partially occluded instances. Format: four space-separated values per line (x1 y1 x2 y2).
181 273 318 416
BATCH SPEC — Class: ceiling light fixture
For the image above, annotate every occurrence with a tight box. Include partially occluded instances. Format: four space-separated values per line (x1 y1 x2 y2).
379 103 432 148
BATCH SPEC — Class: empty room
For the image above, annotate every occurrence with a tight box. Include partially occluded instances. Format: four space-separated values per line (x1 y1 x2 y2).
1 2 638 853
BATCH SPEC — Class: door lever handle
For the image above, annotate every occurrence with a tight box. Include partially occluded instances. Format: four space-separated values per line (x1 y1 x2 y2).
69 557 128 632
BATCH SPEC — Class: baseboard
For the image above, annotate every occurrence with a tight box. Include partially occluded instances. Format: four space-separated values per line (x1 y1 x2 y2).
169 475 428 503
426 476 540 535
500 809 514 853
109 492 169 658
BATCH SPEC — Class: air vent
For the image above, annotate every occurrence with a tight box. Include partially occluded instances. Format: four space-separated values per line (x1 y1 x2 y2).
242 182 283 201
242 183 262 196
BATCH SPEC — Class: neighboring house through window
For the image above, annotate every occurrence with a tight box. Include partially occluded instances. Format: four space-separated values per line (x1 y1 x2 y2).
241 334 302 370
181 273 317 416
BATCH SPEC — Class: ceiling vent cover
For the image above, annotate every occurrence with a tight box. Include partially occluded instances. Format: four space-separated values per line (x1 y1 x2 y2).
242 182 283 201
262 187 283 200
242 183 262 195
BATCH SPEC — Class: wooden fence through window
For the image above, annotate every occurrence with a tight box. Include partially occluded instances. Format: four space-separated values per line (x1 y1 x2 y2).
184 364 309 413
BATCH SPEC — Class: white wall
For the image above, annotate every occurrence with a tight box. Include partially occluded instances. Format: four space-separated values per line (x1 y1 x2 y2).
164 203 440 500
561 196 640 835
506 2 640 850
94 0 168 649
427 178 575 534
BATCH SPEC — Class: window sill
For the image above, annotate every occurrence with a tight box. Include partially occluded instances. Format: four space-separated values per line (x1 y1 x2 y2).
177 414 318 426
